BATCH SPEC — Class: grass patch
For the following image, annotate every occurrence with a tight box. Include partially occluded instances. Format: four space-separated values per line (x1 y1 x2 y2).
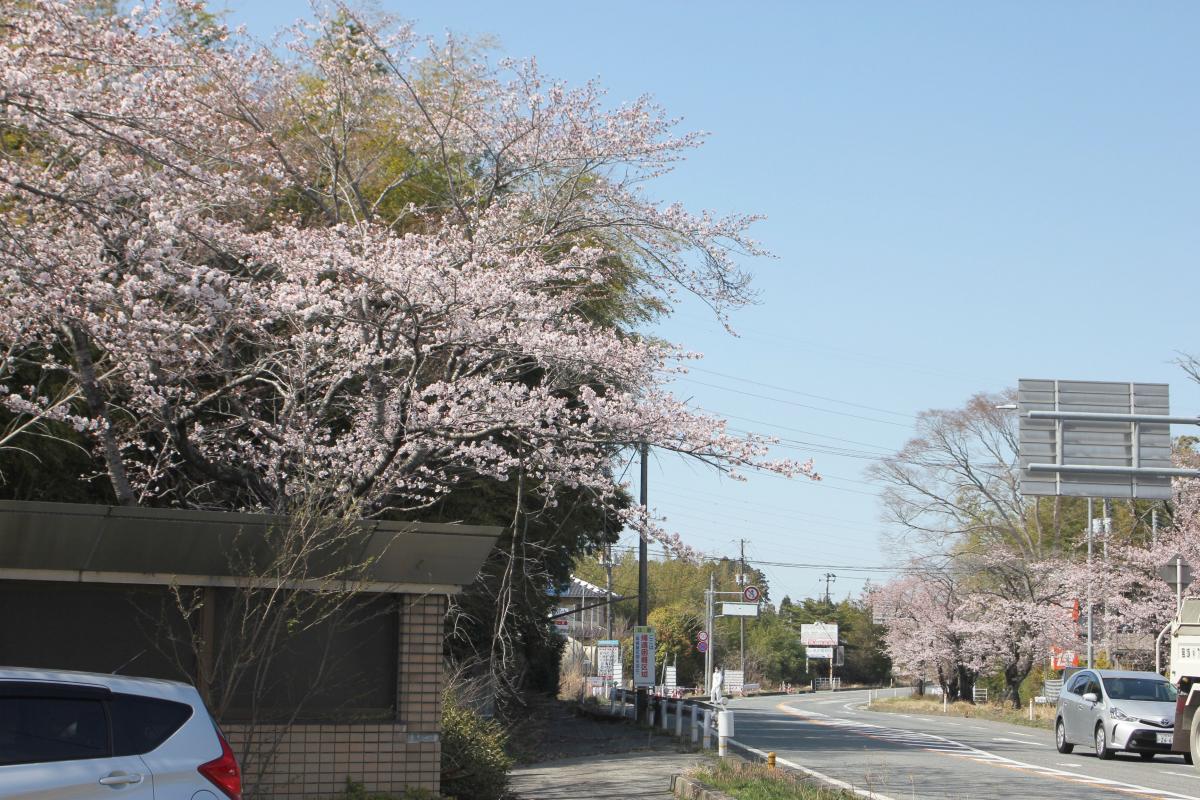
868 695 1055 730
689 759 859 800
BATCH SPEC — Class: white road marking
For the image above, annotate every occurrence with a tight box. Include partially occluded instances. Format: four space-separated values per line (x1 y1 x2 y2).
993 737 1028 743
729 738 898 800
1007 731 1036 738
1166 771 1194 778
774 701 1200 800
1056 762 1078 767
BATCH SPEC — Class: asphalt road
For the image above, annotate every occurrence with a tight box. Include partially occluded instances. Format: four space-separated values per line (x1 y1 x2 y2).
726 688 1200 800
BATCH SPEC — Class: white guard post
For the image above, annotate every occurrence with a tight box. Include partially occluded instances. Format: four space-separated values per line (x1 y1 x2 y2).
675 699 683 737
702 709 712 749
717 710 735 757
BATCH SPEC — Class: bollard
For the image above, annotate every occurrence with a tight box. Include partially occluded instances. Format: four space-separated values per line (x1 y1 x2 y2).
767 751 776 769
717 710 734 757
661 697 671 732
691 704 700 744
675 699 683 737
942 692 947 714
1028 698 1033 721
702 709 712 749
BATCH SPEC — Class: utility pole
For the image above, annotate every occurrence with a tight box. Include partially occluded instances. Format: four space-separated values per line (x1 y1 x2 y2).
705 571 715 693
823 573 837 605
1086 497 1093 669
637 442 649 724
604 542 613 641
739 539 747 672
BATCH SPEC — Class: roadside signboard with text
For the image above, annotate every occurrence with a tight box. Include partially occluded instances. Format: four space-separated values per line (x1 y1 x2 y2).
800 623 838 647
806 646 833 659
633 626 656 688
665 666 677 692
596 639 620 680
725 670 745 694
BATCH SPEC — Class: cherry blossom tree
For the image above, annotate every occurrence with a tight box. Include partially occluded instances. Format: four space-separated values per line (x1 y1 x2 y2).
0 1 815 538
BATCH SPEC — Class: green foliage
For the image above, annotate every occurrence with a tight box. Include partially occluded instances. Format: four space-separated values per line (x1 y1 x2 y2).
439 695 512 800
648 604 704 685
575 552 890 687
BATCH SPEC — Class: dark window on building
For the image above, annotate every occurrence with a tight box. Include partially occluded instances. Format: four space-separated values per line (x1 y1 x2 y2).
110 693 193 756
0 696 110 765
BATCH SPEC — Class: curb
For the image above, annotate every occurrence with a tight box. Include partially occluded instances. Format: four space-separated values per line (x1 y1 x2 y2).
670 773 735 800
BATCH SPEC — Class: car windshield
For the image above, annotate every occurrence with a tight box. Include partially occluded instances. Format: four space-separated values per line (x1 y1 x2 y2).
1102 677 1177 702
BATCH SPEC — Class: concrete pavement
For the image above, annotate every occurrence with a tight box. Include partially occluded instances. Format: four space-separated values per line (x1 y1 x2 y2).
510 750 707 800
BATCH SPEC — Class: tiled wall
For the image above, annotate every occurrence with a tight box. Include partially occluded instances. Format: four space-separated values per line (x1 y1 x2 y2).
225 593 447 798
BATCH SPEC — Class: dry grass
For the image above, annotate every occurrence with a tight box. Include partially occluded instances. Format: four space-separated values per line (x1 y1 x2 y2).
690 759 859 800
869 694 1055 730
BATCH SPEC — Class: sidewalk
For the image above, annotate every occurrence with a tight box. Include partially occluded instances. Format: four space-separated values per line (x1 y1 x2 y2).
510 750 707 799
507 701 707 800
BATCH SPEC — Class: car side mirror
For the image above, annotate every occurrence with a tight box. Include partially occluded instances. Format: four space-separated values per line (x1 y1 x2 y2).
1082 692 1098 704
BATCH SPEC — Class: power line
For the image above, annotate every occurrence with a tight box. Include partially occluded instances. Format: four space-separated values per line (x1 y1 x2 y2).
676 378 912 428
686 366 917 419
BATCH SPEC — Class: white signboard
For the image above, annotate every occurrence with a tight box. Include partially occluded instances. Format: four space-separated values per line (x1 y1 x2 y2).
665 666 677 692
807 646 833 659
800 623 838 647
633 626 656 688
721 602 760 617
596 639 620 680
613 662 623 686
725 669 745 694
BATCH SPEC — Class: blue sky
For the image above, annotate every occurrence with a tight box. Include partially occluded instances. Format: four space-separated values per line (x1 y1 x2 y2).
226 2 1200 604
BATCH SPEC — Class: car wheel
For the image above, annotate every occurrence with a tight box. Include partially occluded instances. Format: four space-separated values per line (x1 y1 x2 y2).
1096 724 1114 760
1056 719 1074 754
1140 752 1155 761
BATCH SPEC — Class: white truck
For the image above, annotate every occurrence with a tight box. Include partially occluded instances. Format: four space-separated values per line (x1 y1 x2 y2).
1168 597 1200 762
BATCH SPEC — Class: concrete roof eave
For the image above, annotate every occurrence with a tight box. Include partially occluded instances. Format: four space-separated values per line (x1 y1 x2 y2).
0 500 501 595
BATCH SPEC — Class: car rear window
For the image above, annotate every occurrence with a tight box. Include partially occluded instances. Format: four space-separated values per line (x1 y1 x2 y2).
0 696 110 765
110 692 194 756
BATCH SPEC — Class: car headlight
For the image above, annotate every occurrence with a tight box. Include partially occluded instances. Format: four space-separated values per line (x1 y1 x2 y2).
1109 706 1133 721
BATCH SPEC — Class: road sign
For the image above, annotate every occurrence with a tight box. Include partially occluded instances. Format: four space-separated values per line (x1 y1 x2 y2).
697 630 709 642
807 646 833 659
665 666 677 692
697 640 708 653
633 626 656 688
721 602 760 617
725 670 745 694
800 623 838 647
1016 379 1197 500
1158 555 1194 590
743 585 761 603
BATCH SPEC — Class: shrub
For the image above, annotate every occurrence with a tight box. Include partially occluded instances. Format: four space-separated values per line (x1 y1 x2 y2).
440 694 512 800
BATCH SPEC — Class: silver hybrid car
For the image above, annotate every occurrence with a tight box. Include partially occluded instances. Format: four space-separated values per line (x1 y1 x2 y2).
1055 668 1185 761
0 667 242 799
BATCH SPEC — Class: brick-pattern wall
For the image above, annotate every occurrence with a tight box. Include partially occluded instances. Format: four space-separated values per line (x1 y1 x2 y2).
225 593 448 798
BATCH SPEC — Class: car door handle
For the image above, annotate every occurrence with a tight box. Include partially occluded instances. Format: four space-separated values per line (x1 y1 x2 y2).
99 772 145 786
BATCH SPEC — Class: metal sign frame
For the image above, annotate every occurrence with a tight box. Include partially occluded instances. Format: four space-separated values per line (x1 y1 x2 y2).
1017 379 1200 500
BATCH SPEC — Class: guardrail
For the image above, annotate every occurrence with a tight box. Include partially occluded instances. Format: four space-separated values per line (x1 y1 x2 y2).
611 688 735 756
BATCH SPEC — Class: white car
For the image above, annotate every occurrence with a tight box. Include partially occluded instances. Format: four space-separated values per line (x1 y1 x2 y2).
0 667 241 799
1055 668 1187 762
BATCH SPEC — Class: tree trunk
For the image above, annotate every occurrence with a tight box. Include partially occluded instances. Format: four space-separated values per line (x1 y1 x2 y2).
957 664 976 705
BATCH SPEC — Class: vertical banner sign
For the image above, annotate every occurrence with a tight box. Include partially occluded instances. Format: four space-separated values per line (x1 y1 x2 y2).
596 639 620 680
633 626 656 688
665 666 677 692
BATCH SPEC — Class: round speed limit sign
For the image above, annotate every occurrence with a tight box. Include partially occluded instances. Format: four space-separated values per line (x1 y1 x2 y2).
743 585 761 603
697 630 709 642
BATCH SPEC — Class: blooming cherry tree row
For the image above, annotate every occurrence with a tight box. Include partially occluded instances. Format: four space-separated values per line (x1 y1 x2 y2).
0 2 815 544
